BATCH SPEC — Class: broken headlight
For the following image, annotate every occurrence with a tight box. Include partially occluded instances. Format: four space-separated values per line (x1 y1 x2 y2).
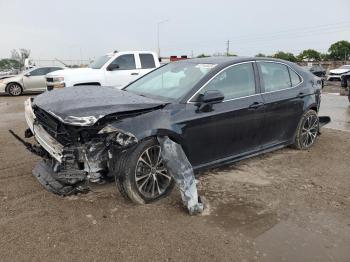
98 125 138 147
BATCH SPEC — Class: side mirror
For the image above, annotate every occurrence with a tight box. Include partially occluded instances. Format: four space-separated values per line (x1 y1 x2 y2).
200 90 224 104
196 90 224 112
107 64 120 71
24 73 31 77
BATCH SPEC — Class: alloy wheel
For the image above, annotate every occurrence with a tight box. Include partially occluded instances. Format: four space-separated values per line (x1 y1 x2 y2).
9 84 22 96
135 145 172 199
301 114 319 148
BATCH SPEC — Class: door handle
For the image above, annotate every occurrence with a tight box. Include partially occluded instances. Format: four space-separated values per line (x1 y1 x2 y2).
131 72 139 76
248 102 264 110
298 92 307 98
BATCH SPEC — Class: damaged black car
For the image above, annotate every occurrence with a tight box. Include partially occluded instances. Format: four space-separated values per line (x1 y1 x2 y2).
19 57 329 204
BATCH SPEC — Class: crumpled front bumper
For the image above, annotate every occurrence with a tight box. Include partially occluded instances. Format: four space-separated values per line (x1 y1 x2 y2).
24 98 93 195
24 98 64 162
32 160 86 195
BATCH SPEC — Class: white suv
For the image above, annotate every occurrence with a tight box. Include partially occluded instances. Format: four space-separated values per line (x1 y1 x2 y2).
327 65 350 81
46 51 160 90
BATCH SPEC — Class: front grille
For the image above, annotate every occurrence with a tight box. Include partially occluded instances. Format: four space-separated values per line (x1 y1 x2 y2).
34 107 73 145
46 77 54 82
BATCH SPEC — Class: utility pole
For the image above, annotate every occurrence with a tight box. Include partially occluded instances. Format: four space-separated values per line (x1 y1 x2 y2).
226 40 230 56
79 47 83 65
157 20 169 58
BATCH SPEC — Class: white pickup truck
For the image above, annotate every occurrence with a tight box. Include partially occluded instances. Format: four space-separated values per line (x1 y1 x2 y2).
46 51 160 90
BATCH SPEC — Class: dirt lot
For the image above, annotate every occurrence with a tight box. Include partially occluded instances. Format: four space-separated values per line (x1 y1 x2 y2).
0 90 350 262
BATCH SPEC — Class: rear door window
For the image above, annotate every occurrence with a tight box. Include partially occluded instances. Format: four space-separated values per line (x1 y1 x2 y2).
47 67 62 73
140 54 156 69
258 62 292 92
30 68 50 76
289 68 302 86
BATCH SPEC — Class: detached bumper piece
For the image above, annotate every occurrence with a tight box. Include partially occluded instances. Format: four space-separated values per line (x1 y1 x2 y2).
318 116 331 128
32 160 89 196
9 129 46 157
158 137 204 215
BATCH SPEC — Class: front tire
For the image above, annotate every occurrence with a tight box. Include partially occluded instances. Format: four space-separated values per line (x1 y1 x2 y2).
115 138 175 204
7 83 23 96
293 110 319 150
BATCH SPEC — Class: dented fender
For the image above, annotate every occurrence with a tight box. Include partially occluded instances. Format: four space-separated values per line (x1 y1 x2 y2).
108 109 186 146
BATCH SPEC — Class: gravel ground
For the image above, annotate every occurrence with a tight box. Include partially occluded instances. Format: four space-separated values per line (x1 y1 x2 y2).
0 93 349 262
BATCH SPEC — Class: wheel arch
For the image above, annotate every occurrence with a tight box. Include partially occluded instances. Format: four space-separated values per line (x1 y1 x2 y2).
308 105 318 112
6 82 23 93
129 128 186 155
303 94 319 113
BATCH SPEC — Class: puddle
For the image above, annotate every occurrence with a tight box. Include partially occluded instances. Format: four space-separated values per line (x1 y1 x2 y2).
319 94 350 132
207 164 273 187
209 202 278 237
208 199 350 261
255 215 350 262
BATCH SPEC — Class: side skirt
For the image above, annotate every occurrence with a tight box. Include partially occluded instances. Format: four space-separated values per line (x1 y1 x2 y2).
192 141 291 173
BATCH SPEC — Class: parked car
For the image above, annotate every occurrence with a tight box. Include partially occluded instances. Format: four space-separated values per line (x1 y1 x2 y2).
22 57 325 203
0 67 63 96
340 72 350 88
302 64 326 88
46 51 160 90
340 73 350 102
327 65 350 81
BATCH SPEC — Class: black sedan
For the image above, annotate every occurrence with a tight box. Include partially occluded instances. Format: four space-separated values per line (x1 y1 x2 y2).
23 57 323 203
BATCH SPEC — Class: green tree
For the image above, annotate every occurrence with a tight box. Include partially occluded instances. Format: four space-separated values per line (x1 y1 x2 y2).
328 40 350 60
10 48 31 67
320 53 330 61
273 51 297 62
255 53 266 57
0 59 21 70
297 49 321 61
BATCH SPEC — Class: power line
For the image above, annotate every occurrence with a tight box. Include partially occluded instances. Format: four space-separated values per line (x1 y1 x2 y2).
229 26 350 44
229 21 350 42
162 21 350 49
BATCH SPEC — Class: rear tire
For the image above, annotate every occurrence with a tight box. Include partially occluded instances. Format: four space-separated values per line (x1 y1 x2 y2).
114 138 175 204
7 83 23 96
293 110 319 150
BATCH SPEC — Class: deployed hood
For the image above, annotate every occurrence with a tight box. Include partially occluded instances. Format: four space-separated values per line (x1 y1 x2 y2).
33 86 165 126
329 68 350 74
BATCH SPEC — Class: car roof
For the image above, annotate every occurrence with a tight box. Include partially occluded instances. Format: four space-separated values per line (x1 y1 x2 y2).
178 56 296 66
106 51 157 56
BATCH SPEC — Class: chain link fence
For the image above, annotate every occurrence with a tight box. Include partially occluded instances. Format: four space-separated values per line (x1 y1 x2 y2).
31 59 92 68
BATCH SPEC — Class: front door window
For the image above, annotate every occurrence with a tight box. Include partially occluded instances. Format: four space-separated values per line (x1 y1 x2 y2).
197 62 256 101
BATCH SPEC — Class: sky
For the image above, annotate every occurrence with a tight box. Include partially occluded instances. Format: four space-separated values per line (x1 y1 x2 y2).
0 0 350 61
